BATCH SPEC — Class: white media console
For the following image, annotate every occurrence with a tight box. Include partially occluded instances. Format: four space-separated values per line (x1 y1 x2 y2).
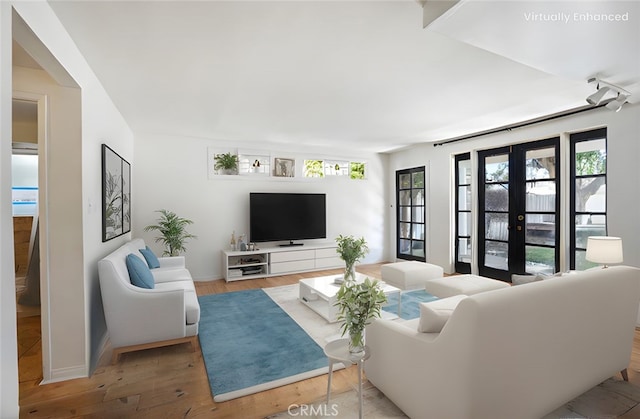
222 243 344 281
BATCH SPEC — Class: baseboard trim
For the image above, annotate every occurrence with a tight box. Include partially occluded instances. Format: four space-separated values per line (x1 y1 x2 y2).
40 364 88 385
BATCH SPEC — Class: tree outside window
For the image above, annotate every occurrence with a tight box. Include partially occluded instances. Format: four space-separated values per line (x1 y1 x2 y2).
350 162 366 180
304 160 324 178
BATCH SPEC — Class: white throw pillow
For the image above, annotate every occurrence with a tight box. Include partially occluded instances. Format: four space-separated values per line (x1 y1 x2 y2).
512 271 565 285
511 274 541 285
418 295 467 333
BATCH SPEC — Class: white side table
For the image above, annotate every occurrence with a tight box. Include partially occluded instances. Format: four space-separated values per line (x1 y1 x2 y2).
324 338 370 419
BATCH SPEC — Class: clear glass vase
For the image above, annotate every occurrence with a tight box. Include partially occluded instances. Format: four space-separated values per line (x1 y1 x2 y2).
344 263 357 282
348 329 365 356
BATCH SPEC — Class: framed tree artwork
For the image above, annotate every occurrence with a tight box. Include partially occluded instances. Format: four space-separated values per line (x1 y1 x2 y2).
102 144 131 242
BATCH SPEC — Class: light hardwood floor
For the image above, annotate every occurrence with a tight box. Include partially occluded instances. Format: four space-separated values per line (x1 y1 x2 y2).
17 263 640 418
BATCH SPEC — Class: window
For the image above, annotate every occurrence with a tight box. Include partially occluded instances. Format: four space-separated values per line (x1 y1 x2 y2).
350 162 366 180
324 160 349 177
396 167 426 261
570 128 607 270
455 153 471 273
303 160 324 178
238 151 270 175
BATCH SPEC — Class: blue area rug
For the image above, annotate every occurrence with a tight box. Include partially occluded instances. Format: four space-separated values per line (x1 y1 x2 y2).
198 289 329 402
383 289 439 320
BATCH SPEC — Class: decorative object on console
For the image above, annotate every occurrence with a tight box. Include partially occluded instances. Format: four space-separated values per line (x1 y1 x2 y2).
101 144 131 242
143 209 197 256
586 236 623 268
335 276 387 355
335 235 368 281
213 151 238 175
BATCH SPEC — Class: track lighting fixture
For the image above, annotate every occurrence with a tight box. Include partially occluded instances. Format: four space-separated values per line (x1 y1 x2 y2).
586 77 631 111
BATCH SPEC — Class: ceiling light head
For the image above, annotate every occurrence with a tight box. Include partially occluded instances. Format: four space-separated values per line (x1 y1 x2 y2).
605 93 629 112
586 86 610 105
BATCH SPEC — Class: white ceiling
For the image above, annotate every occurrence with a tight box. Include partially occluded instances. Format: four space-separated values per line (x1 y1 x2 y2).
43 0 639 153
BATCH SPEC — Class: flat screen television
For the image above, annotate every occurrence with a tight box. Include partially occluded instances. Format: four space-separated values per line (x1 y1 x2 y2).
249 193 326 246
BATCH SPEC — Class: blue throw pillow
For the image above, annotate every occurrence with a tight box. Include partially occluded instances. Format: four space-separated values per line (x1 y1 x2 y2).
139 246 160 269
126 254 155 289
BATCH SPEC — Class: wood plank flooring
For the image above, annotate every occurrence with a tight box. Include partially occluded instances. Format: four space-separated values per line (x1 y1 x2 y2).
16 264 640 418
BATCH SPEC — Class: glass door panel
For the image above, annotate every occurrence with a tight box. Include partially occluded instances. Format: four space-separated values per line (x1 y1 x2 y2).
485 241 508 271
480 151 510 279
458 186 471 210
458 212 471 236
525 245 555 275
523 146 557 275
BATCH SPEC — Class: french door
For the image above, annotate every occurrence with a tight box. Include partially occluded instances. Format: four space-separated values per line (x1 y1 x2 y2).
478 138 560 281
396 167 426 262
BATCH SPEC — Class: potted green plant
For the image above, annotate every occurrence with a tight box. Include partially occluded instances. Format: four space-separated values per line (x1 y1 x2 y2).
214 152 238 175
334 235 386 354
144 209 197 256
335 277 387 355
335 235 368 282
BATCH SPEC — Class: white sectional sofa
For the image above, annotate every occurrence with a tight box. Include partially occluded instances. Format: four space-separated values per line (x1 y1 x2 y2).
365 266 640 419
98 238 200 361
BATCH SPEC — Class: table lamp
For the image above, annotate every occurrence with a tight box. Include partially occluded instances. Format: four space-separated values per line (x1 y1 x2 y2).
585 236 623 268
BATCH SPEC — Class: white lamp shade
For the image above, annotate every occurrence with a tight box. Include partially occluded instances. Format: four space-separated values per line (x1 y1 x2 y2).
585 236 623 264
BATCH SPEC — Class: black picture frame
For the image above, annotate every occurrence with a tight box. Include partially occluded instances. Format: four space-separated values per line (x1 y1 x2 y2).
102 144 131 242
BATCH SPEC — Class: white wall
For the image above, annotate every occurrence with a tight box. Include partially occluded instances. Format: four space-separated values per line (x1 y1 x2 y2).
0 2 20 416
133 134 389 280
8 1 135 385
389 103 640 274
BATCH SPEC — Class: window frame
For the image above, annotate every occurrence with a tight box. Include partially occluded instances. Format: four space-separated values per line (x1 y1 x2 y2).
569 127 607 270
454 153 472 273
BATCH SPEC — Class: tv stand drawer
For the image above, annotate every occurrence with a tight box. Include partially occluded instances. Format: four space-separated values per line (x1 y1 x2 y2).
270 259 315 274
316 247 339 259
270 249 315 263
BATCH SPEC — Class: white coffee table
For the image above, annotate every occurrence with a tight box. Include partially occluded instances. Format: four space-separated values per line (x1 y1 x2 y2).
299 273 401 323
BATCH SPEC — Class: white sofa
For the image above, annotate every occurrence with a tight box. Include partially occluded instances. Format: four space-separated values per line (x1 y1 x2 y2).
365 266 640 419
98 238 200 361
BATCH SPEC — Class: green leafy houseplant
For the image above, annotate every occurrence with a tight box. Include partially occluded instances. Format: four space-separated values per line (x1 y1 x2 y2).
336 235 368 281
335 277 387 355
214 152 238 175
144 209 197 256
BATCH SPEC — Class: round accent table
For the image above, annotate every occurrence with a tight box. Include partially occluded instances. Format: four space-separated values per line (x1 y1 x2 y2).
323 338 371 419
